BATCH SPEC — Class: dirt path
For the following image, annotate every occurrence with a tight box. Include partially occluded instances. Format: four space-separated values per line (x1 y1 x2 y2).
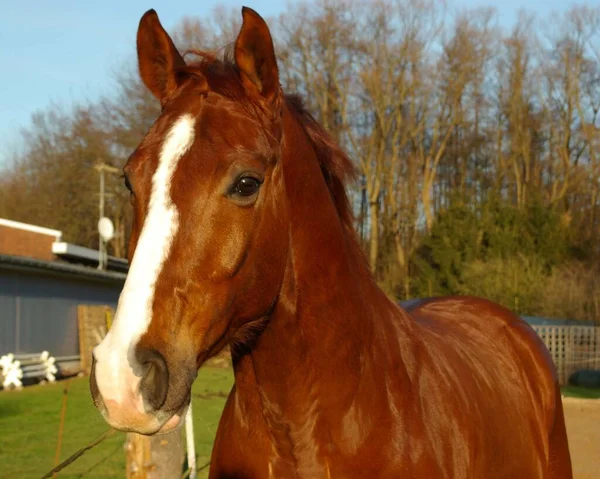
563 397 600 479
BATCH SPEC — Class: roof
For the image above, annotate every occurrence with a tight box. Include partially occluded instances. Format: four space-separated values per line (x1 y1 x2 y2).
0 253 127 283
521 316 596 327
0 216 129 273
52 242 129 272
0 218 62 240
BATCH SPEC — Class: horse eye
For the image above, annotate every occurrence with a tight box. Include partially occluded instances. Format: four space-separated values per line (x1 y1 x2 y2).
233 176 261 197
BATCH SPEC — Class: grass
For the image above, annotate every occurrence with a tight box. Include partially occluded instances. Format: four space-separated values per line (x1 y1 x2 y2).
561 385 600 399
0 367 234 479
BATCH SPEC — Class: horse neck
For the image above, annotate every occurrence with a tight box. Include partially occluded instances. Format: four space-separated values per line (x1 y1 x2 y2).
232 106 410 442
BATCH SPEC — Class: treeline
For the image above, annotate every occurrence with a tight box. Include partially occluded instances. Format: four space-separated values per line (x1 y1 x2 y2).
1 0 599 320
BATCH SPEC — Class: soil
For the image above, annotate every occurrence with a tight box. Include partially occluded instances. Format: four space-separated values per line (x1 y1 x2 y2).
563 397 600 479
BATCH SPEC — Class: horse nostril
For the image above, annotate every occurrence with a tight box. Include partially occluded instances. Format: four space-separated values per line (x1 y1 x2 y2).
137 348 169 411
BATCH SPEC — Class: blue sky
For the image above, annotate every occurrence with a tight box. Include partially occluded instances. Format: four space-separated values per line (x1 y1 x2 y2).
0 0 573 167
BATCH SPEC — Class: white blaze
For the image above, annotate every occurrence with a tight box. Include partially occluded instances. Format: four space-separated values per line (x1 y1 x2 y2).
93 114 195 403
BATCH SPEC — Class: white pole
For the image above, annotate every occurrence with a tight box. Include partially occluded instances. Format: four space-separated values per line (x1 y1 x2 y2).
185 403 197 479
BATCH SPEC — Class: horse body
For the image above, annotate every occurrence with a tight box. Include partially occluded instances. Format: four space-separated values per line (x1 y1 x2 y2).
89 6 572 478
210 294 571 478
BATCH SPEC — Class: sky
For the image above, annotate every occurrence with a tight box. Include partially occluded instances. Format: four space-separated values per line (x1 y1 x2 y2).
0 0 574 167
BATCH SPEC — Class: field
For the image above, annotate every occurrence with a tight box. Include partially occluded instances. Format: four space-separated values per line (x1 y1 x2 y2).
0 371 598 479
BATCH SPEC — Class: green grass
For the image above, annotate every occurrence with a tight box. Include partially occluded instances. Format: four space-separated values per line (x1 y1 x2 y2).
0 367 233 479
561 385 600 399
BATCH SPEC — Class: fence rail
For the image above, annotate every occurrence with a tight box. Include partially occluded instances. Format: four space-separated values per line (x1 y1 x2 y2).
531 325 600 385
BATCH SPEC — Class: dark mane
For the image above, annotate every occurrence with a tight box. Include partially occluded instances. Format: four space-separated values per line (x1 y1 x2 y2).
175 49 358 231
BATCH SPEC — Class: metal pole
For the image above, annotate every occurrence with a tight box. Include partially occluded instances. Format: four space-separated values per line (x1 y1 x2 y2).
95 162 120 270
98 167 105 270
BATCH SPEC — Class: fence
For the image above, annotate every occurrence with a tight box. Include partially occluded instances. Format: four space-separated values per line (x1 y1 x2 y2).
0 351 59 388
531 325 600 385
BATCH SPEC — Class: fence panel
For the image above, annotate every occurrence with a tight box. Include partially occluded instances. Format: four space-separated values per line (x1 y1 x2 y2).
531 325 600 385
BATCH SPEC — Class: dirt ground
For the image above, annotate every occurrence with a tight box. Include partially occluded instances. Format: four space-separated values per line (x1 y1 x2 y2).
563 397 600 479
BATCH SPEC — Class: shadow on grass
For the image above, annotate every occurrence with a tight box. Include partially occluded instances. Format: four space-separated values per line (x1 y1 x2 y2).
0 400 22 417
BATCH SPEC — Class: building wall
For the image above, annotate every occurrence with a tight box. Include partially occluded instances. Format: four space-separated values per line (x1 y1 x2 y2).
0 224 59 261
0 270 122 357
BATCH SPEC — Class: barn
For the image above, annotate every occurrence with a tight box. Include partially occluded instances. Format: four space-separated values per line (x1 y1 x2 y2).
0 218 127 364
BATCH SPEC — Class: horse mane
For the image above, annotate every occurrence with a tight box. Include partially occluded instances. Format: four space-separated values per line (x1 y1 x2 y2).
175 48 358 232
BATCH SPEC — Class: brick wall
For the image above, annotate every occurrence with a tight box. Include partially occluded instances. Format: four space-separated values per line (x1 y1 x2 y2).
0 224 58 261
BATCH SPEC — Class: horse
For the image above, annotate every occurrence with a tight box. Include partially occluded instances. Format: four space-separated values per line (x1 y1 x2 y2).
90 7 573 478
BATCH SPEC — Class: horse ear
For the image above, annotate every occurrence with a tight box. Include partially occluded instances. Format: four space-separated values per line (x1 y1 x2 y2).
234 7 280 104
136 9 186 106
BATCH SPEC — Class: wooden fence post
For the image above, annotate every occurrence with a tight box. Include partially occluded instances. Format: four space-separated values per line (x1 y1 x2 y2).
126 429 184 479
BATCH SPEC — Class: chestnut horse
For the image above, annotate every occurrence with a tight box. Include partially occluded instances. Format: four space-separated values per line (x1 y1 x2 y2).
90 7 573 478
